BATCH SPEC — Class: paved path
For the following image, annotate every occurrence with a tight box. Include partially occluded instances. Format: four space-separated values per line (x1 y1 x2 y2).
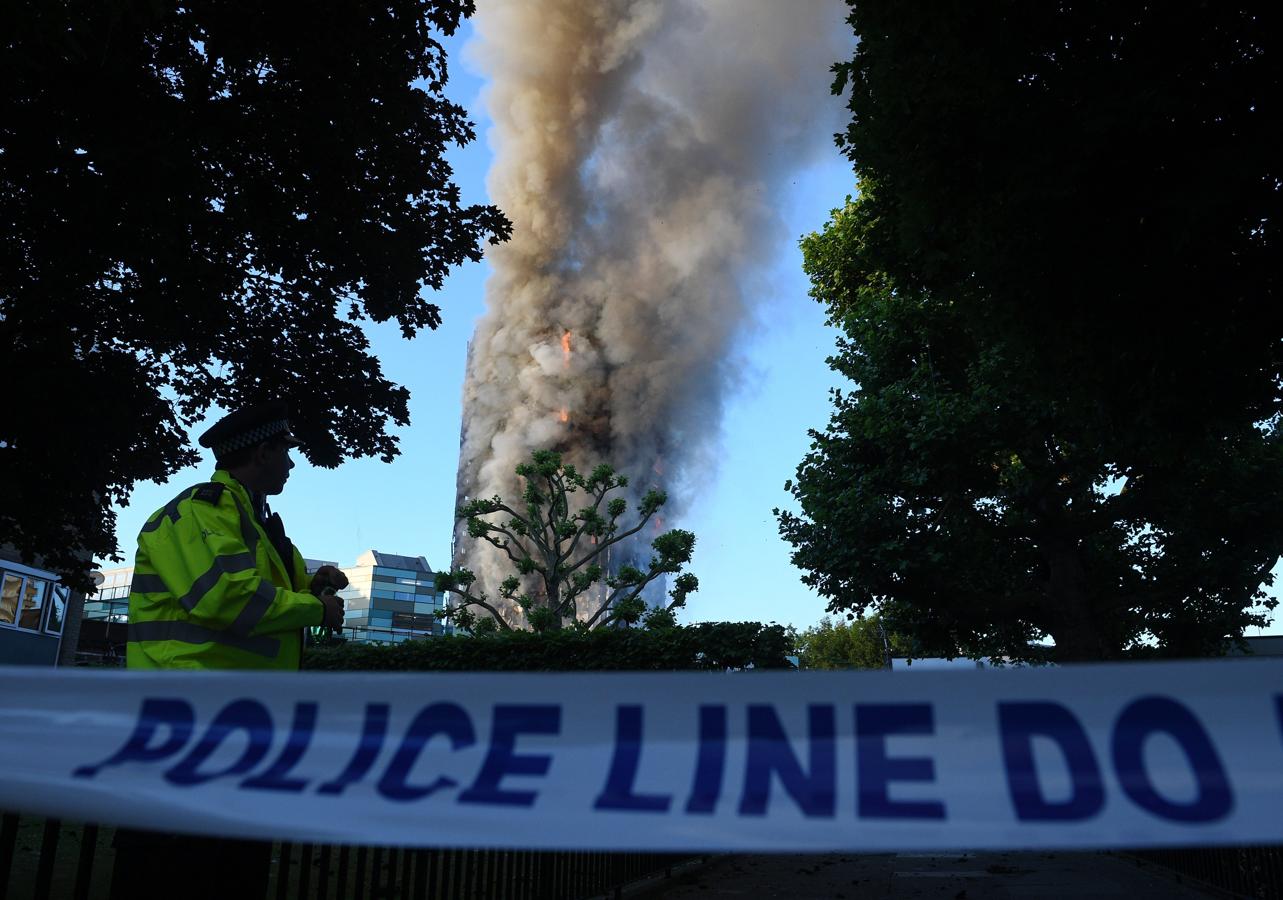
646 851 1216 899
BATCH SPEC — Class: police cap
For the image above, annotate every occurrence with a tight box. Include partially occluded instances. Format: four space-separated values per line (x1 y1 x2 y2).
198 401 304 459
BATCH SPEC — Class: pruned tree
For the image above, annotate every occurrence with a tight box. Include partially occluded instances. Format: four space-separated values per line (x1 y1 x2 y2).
437 450 698 632
0 1 509 588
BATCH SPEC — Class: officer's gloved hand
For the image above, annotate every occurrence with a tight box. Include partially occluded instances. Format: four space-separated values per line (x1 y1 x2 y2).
318 593 345 629
311 566 347 630
310 565 349 596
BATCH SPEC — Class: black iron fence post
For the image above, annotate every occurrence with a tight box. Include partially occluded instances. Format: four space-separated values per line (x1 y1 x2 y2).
73 823 99 900
33 818 60 900
0 812 708 900
337 846 351 899
353 845 368 900
0 813 18 890
298 843 314 899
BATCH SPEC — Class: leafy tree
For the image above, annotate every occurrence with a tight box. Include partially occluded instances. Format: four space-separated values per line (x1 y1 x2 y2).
779 2 1283 662
0 1 509 588
437 450 698 632
794 615 907 671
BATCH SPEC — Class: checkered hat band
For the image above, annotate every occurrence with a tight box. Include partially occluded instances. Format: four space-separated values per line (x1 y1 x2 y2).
213 420 289 457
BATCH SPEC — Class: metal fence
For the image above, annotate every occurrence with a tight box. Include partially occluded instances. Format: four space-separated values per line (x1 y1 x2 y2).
1133 846 1283 899
0 813 692 900
12 810 1280 900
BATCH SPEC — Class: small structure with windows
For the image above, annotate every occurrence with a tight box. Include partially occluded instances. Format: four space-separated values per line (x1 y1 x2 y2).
84 566 131 622
0 557 71 665
330 550 453 644
76 565 133 664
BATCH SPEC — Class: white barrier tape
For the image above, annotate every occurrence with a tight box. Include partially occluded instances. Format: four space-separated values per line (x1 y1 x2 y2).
0 661 1280 850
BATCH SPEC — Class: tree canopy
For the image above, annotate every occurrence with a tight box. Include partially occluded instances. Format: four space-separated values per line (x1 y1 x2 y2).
794 615 908 671
438 450 698 633
0 1 508 587
779 1 1283 662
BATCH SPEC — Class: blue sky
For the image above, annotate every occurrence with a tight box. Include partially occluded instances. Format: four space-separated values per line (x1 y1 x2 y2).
102 21 854 631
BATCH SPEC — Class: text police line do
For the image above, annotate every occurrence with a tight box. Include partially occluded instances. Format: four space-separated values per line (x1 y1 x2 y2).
73 694 1280 823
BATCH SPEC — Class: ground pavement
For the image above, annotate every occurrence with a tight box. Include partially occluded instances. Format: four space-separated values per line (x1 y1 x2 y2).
643 851 1217 899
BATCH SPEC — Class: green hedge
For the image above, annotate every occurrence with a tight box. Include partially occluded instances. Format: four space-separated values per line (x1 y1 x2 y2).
304 622 795 672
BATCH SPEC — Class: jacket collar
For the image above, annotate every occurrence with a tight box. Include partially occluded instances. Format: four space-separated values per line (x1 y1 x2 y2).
213 469 252 508
212 469 289 580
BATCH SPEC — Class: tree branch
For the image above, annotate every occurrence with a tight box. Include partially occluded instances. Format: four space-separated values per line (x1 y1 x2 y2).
441 587 516 631
559 481 614 566
474 500 555 562
582 564 668 629
481 524 540 571
564 503 659 577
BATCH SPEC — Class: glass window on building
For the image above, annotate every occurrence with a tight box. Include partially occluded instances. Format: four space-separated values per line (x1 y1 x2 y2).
392 612 434 630
45 585 69 634
375 568 418 580
0 573 21 626
18 578 47 631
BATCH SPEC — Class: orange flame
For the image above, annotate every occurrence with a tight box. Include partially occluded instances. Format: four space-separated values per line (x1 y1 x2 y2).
556 332 573 423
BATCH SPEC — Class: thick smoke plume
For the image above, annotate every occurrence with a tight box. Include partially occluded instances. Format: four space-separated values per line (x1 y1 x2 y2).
455 0 849 624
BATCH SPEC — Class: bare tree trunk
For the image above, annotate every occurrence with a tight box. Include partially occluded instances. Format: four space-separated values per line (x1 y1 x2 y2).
1042 538 1114 662
58 590 87 666
544 576 564 631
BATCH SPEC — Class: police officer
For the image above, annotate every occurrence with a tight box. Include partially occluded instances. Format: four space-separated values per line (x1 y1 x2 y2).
127 400 346 669
113 401 347 899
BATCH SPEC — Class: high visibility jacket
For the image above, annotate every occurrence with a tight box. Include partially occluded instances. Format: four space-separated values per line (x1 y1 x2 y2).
127 470 323 670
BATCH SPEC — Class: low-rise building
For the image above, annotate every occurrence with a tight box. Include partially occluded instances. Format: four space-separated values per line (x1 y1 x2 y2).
86 566 132 622
0 553 72 665
330 550 453 644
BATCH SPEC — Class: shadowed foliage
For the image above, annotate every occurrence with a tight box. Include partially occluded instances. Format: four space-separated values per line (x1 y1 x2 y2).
305 622 793 671
0 1 509 587
780 1 1283 661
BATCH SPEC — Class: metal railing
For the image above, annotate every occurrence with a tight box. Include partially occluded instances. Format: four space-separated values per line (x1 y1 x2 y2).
1133 845 1283 898
0 813 690 900
10 812 1282 899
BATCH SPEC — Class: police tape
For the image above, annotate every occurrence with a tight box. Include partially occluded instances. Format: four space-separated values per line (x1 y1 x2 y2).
0 661 1280 850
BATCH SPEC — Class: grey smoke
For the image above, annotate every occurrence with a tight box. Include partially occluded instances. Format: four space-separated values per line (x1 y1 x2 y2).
455 0 851 625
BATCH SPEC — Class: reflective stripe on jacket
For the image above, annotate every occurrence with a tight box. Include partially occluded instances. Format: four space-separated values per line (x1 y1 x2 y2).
127 470 322 670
